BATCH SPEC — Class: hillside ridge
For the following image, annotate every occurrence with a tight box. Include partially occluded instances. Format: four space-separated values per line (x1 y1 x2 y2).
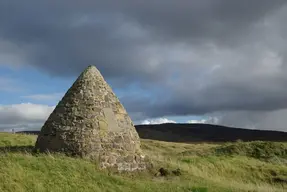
18 123 287 143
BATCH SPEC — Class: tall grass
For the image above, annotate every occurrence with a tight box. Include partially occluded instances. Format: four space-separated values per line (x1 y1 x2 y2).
0 133 286 192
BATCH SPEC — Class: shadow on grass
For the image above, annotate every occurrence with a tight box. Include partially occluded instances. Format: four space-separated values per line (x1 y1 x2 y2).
0 145 34 153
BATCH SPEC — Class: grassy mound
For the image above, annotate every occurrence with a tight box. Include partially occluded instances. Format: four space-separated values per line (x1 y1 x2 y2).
1 133 287 192
214 141 287 159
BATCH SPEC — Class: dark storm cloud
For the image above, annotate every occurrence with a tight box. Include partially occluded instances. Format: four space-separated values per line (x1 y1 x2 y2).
1 0 287 130
0 0 285 76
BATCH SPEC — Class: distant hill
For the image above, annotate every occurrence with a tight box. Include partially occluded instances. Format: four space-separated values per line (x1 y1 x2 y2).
135 123 287 142
18 123 287 143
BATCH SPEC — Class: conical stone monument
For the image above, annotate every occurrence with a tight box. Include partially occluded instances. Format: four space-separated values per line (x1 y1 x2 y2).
34 65 148 171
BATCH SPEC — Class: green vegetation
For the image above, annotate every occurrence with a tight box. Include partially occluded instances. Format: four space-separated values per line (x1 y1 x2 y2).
0 133 287 192
214 141 287 159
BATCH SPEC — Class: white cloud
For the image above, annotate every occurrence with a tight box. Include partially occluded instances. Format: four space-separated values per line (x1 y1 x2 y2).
187 119 208 124
187 117 219 124
140 118 176 125
0 103 55 131
21 93 64 101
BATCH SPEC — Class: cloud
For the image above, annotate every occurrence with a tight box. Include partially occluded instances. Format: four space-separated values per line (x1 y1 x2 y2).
1 1 287 130
21 93 64 101
140 118 176 125
187 117 219 124
187 119 207 124
207 110 287 132
0 103 54 131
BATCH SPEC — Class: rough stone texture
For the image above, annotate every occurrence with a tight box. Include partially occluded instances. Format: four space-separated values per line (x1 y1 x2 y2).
34 65 148 171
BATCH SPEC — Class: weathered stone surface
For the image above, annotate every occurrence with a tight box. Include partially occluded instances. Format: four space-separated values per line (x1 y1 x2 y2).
34 65 148 171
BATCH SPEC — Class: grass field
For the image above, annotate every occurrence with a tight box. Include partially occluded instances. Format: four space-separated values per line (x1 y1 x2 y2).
0 132 286 192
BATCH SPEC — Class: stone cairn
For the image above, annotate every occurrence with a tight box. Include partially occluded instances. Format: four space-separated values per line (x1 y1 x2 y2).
34 65 148 171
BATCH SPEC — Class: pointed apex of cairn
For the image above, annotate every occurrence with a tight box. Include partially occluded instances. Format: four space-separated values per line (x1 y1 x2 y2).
34 65 149 171
79 65 103 79
84 65 98 72
87 64 96 69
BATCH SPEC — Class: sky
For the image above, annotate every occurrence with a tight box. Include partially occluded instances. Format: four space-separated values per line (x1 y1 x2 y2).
0 0 287 132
